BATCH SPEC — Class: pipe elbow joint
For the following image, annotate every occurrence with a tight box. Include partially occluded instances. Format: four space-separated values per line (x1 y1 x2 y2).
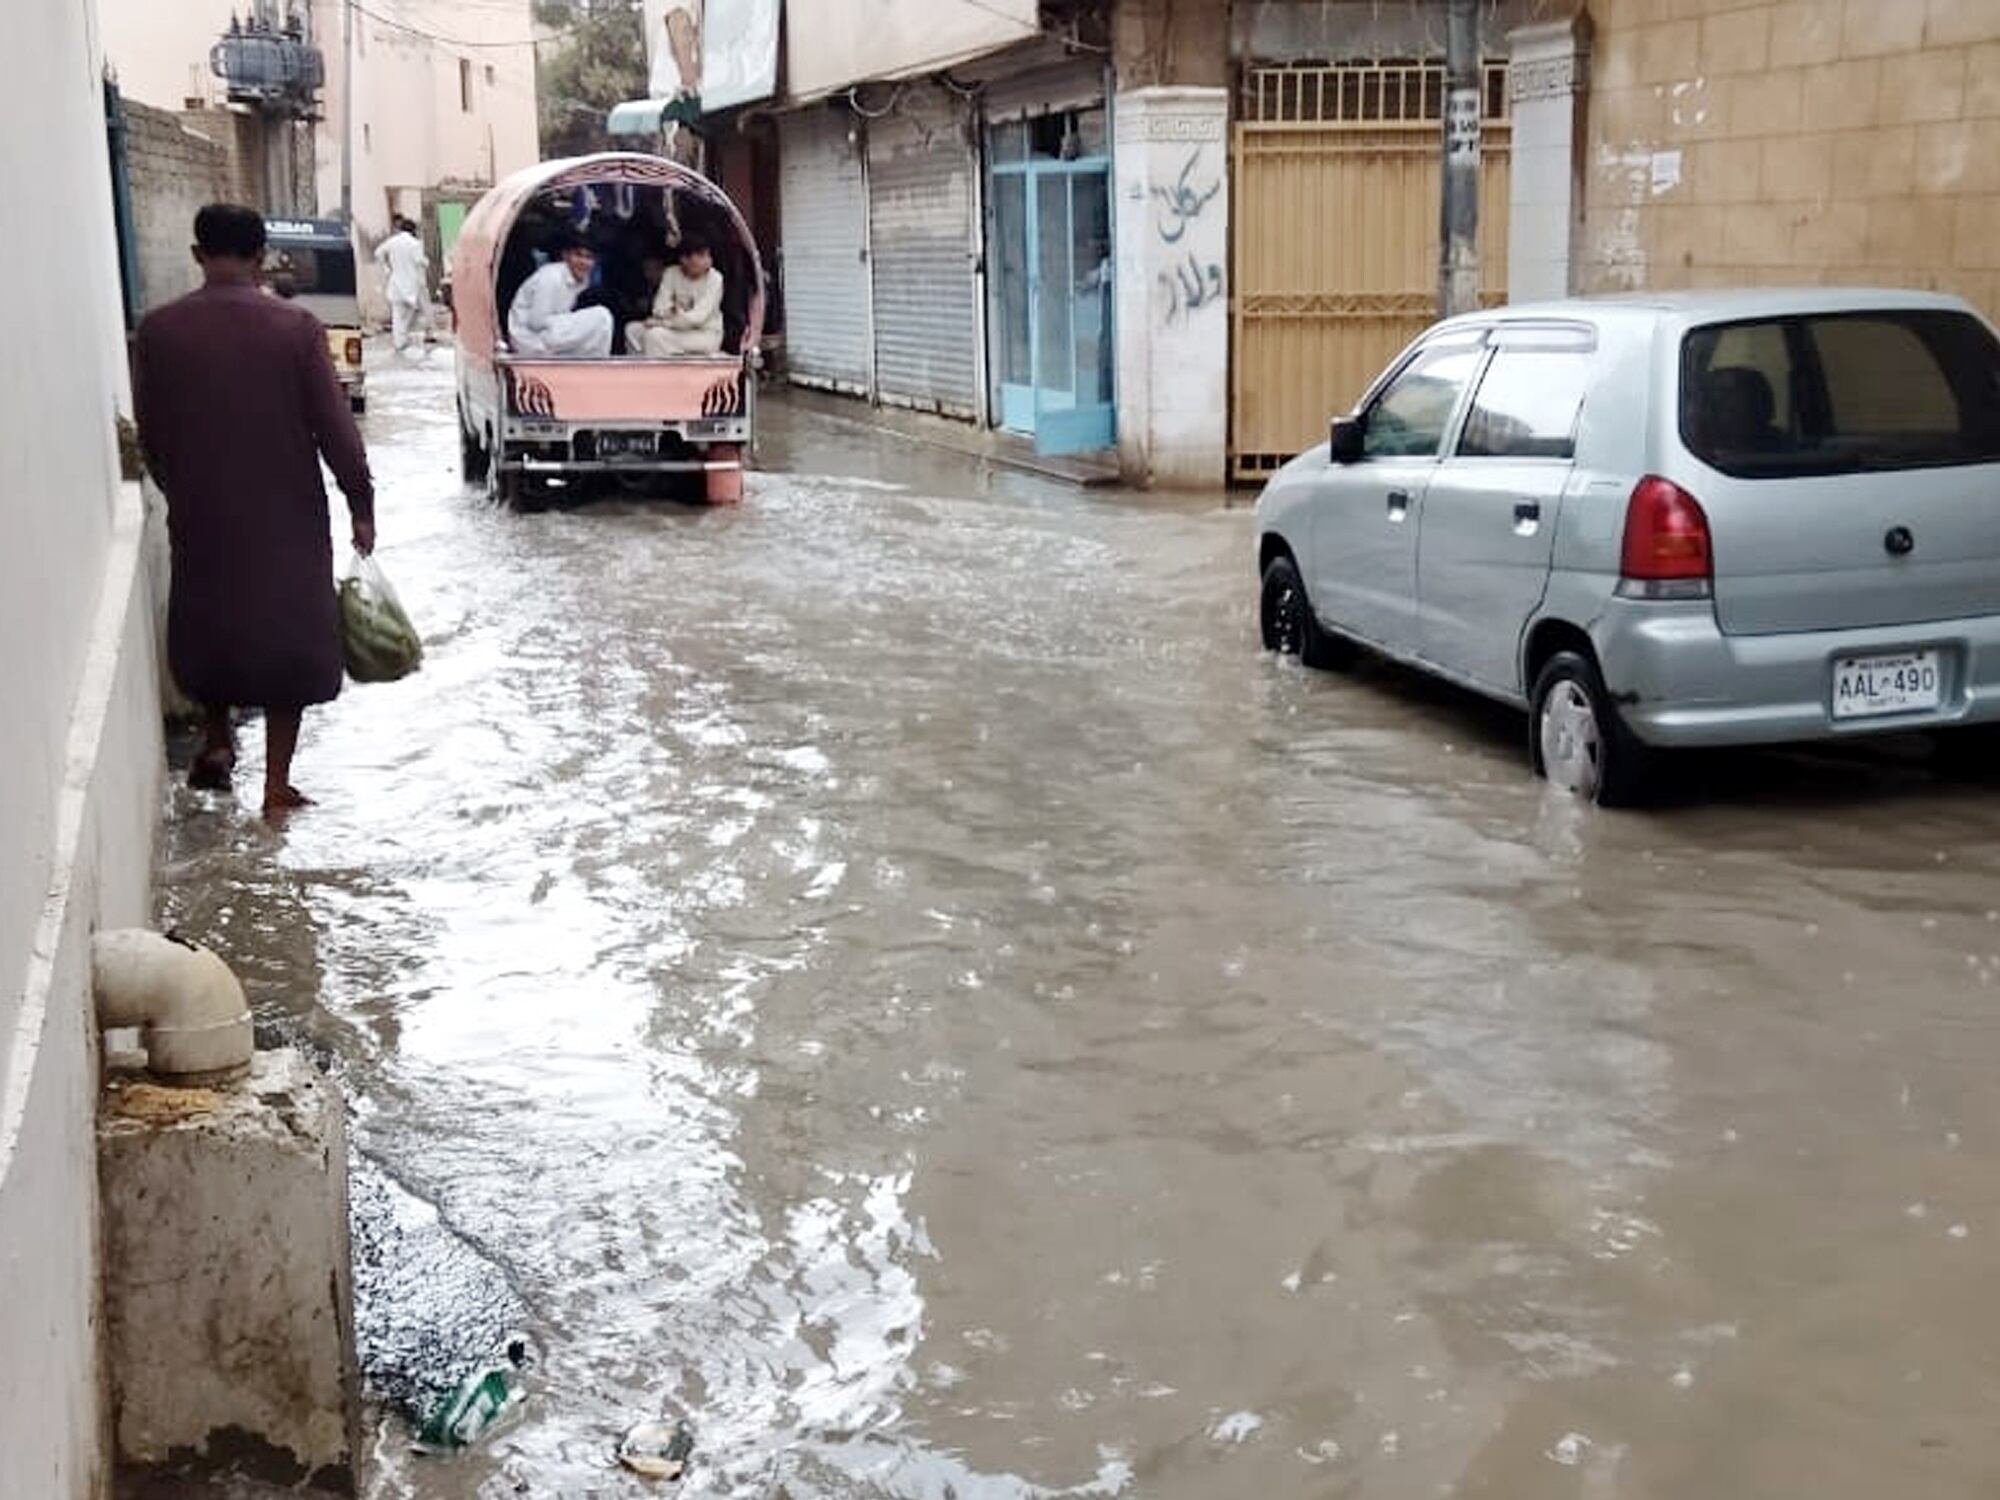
93 929 254 1079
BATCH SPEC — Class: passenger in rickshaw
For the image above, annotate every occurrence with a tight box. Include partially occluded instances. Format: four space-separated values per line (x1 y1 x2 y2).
505 226 614 358
627 236 725 359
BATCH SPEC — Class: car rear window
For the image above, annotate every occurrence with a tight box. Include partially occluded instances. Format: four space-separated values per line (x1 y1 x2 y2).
264 243 357 299
1679 310 2000 477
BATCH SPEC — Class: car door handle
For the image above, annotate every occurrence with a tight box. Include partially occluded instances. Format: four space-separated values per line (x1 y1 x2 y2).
1387 490 1411 523
1513 499 1542 535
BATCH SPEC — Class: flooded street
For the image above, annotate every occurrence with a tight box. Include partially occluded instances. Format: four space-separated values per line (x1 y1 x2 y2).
157 353 2000 1499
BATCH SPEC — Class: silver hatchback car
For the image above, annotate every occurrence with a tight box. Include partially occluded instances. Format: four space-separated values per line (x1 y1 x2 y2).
1255 290 2000 804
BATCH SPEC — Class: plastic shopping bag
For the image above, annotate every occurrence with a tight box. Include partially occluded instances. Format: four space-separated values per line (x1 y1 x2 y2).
338 553 424 684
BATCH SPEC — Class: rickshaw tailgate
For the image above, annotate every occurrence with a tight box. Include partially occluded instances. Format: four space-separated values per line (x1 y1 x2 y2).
499 357 748 423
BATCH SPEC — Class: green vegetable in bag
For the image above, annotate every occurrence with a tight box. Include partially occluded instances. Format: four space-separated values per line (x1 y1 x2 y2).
339 554 423 683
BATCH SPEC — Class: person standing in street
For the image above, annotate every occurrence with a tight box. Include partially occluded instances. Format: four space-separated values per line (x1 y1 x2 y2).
375 215 431 355
134 203 376 820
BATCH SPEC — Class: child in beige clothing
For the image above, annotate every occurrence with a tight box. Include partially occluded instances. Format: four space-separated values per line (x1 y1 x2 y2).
628 239 725 357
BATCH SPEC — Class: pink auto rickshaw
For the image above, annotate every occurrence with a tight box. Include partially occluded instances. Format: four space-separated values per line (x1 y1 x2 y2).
451 152 765 507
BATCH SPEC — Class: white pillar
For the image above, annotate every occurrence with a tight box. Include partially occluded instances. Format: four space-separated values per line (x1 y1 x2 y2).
1506 16 1592 304
1113 86 1229 489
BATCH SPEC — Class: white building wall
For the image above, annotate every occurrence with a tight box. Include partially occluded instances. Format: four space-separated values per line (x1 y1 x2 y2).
96 0 238 112
0 0 166 1495
312 0 541 316
100 0 540 315
1113 86 1230 487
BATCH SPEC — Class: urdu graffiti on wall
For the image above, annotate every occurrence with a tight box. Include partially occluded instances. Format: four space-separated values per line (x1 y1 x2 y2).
1160 253 1223 323
1150 149 1220 245
1149 147 1223 325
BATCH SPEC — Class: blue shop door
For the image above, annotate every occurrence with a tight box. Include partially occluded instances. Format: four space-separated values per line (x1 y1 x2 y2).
1032 166 1115 456
989 151 1115 454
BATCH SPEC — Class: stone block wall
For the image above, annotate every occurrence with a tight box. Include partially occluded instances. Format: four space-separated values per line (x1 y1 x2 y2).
123 100 233 313
1578 0 2000 319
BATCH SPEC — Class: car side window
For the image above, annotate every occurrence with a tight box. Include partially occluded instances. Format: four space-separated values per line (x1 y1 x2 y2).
1457 348 1592 459
1363 347 1483 459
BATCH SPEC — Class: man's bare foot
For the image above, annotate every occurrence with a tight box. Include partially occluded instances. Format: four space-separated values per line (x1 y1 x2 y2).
188 746 236 791
262 785 316 821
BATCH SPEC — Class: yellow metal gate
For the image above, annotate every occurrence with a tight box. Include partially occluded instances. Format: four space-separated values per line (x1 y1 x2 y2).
1231 62 1512 482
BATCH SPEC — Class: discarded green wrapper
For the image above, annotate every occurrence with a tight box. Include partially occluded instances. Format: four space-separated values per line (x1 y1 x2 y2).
414 1337 527 1452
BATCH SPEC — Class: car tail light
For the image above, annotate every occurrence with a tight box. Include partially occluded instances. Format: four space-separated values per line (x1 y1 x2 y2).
1618 476 1712 599
345 337 363 365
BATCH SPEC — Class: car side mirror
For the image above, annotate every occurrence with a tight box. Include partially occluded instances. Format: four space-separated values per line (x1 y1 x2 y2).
1329 415 1365 464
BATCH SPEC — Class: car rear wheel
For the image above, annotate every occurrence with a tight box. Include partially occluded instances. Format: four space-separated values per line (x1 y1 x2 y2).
1260 554 1344 670
481 426 530 509
1531 650 1653 807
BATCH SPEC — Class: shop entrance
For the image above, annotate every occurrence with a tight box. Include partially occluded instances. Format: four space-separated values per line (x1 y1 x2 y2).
987 110 1114 456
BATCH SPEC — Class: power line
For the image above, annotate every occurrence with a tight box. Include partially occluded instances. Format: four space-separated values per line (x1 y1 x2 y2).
945 0 1110 56
349 0 544 50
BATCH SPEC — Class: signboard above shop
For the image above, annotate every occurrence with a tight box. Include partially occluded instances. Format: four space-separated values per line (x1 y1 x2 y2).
786 0 1037 101
638 0 779 116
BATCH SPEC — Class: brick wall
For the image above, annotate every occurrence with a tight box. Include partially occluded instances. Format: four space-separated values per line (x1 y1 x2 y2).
1578 0 2000 321
123 99 232 312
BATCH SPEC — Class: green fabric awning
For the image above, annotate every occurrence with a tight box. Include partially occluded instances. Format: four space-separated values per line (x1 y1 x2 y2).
606 96 705 136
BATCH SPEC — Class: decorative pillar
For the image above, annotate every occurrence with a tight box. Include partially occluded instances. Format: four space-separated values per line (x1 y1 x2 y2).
1113 86 1229 489
1506 14 1592 304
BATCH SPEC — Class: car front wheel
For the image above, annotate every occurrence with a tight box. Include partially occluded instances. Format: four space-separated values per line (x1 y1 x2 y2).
1259 554 1344 669
1530 650 1653 807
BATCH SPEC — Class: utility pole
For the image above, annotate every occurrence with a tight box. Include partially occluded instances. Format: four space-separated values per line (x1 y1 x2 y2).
339 0 354 222
1438 0 1481 318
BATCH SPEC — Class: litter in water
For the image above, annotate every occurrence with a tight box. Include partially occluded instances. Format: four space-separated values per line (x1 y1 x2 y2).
619 1418 696 1481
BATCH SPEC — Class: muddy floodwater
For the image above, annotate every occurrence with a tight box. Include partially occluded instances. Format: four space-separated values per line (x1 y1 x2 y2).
156 354 2000 1498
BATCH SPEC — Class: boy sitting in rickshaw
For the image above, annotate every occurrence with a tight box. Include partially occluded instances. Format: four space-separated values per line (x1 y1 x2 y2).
627 237 724 359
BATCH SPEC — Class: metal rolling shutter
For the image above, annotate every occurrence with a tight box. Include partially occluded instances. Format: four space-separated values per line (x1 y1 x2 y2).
866 86 979 418
979 59 1105 123
778 107 870 394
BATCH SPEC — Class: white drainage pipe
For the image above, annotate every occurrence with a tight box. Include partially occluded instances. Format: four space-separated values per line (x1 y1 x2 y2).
93 929 254 1079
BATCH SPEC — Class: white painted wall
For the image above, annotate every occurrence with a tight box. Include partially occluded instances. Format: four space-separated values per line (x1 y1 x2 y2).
100 0 541 315
1113 87 1230 488
96 0 238 111
313 0 541 315
1507 17 1589 304
0 0 166 1495
787 0 1037 100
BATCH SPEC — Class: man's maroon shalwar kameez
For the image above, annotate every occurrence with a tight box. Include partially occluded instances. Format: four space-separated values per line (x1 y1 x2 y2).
134 282 374 709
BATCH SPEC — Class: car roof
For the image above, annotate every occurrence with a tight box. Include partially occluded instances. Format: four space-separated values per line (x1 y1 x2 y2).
1433 286 1980 334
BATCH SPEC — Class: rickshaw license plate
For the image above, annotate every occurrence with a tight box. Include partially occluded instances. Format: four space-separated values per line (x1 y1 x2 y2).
1832 650 1941 719
597 432 654 460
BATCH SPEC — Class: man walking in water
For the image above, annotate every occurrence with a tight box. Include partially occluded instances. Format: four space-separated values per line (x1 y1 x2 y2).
375 215 430 355
134 204 376 820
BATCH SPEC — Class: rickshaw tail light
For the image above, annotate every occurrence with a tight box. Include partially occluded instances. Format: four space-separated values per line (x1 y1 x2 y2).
345 337 363 365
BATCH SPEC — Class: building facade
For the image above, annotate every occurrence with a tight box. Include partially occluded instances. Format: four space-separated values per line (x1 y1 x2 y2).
1567 0 2000 311
98 0 540 319
313 0 542 313
1222 0 2000 481
1 2 166 1493
759 0 1234 485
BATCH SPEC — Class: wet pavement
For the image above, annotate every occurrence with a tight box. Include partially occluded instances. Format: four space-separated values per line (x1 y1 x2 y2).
155 350 2000 1498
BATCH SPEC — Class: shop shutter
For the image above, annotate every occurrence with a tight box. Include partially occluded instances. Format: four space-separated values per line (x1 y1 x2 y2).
979 59 1105 124
778 107 870 394
866 85 979 419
